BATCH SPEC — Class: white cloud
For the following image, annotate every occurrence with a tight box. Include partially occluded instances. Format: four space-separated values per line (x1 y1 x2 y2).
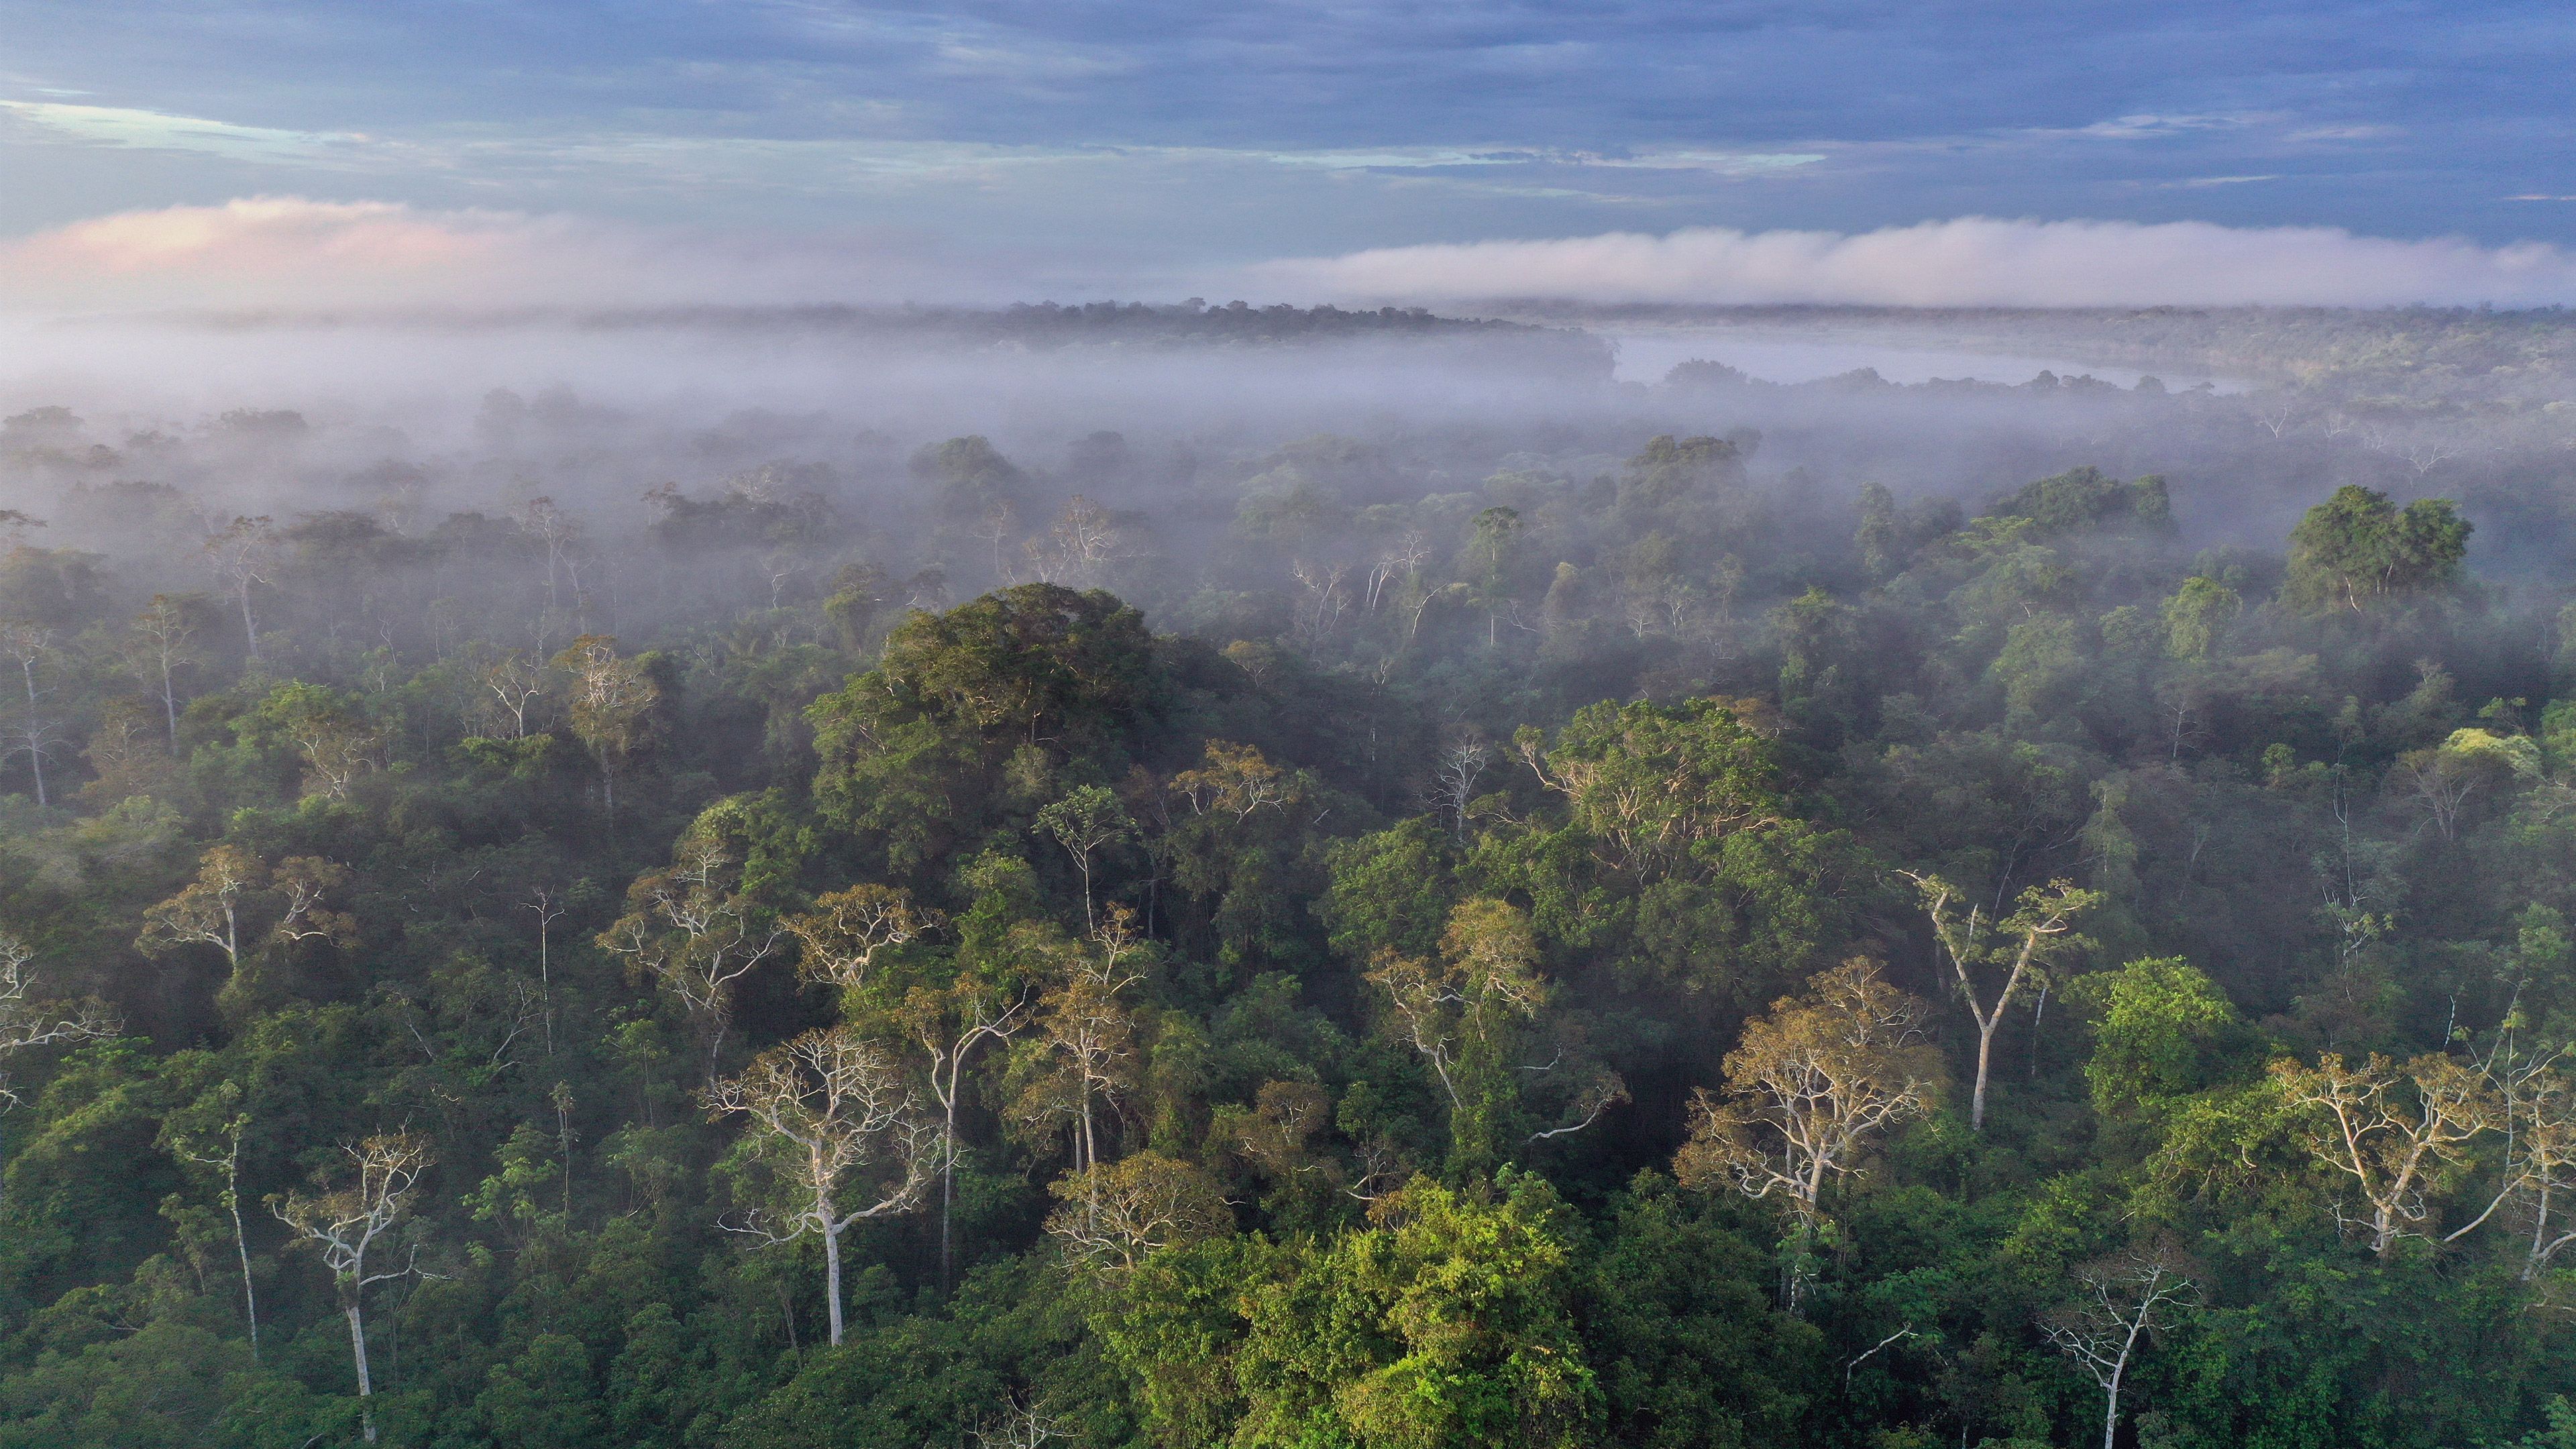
0 196 1008 313
1250 217 2576 309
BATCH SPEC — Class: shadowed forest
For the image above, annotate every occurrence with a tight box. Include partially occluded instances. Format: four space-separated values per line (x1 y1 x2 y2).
3 304 2576 1447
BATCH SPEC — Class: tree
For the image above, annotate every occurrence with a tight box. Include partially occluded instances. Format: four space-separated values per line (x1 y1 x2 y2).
1036 784 1132 930
0 929 115 1107
160 1086 261 1356
137 845 264 975
480 650 554 738
1674 959 1937 1231
1467 504 1521 647
2160 576 2241 661
2285 484 2471 612
271 1132 433 1444
1230 1173 1601 1449
708 1025 936 1346
0 621 60 806
553 634 660 835
598 838 782 1082
2041 1245 2198 1449
1515 698 1784 883
2273 1051 2499 1255
1044 1150 1232 1276
1168 740 1294 821
899 971 1029 1285
204 516 279 660
1367 898 1552 1175
1014 926 1146 1192
1428 733 1488 842
789 883 939 999
123 594 202 749
274 692 382 800
1907 873 2100 1130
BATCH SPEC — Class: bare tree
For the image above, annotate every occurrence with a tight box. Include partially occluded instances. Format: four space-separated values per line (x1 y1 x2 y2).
900 975 1028 1287
524 887 566 1057
0 930 117 1108
2041 1246 2199 1449
598 840 783 1083
790 883 939 996
973 1393 1071 1449
124 595 201 749
1364 531 1427 610
0 623 60 807
271 1132 433 1444
2273 1051 2498 1255
1907 873 2101 1130
1022 494 1125 588
204 517 279 661
1289 557 1354 648
1428 733 1489 841
480 651 553 738
511 495 581 615
707 1026 935 1346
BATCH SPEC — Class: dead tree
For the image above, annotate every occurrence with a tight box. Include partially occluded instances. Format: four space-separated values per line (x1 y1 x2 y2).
0 930 116 1107
2041 1246 2198 1449
271 1132 433 1444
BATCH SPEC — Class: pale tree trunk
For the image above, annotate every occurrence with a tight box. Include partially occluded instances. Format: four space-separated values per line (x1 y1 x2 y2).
346 1302 377 1443
941 1089 961 1287
817 1160 847 1347
225 1157 259 1358
17 656 46 808
1972 1016 2001 1130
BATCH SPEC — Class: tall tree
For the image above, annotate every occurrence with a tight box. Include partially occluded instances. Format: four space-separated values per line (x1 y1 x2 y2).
1908 873 2100 1130
271 1132 433 1445
708 1026 935 1346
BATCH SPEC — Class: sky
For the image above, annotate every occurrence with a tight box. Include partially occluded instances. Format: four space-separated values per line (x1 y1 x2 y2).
1 1 2573 309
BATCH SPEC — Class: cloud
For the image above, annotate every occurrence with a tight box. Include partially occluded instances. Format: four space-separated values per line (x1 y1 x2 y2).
1250 217 2576 308
0 196 1010 312
0 99 381 166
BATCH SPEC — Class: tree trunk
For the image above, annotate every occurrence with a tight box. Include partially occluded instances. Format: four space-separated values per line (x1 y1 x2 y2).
227 1182 259 1358
941 1087 960 1289
238 586 260 661
19 661 45 808
823 1216 845 1346
160 667 179 749
2102 1360 2124 1449
346 1302 376 1443
1971 1018 1999 1130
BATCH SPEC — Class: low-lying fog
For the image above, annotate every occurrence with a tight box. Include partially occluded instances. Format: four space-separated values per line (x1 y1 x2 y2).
0 301 2565 645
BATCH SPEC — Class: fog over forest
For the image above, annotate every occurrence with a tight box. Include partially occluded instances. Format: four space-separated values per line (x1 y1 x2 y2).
5 300 2576 1448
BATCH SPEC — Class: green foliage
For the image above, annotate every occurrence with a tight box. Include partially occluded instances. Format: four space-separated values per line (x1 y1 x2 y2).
2286 484 2472 613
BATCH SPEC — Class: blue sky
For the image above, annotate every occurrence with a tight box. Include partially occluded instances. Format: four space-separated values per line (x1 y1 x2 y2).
1 1 2572 304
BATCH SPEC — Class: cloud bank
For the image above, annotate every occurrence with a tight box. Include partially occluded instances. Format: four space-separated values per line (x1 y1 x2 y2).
1255 217 2576 309
11 199 2576 317
0 197 1016 313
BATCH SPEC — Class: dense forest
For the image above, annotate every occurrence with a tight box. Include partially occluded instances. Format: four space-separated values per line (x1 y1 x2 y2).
5 311 2576 1448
